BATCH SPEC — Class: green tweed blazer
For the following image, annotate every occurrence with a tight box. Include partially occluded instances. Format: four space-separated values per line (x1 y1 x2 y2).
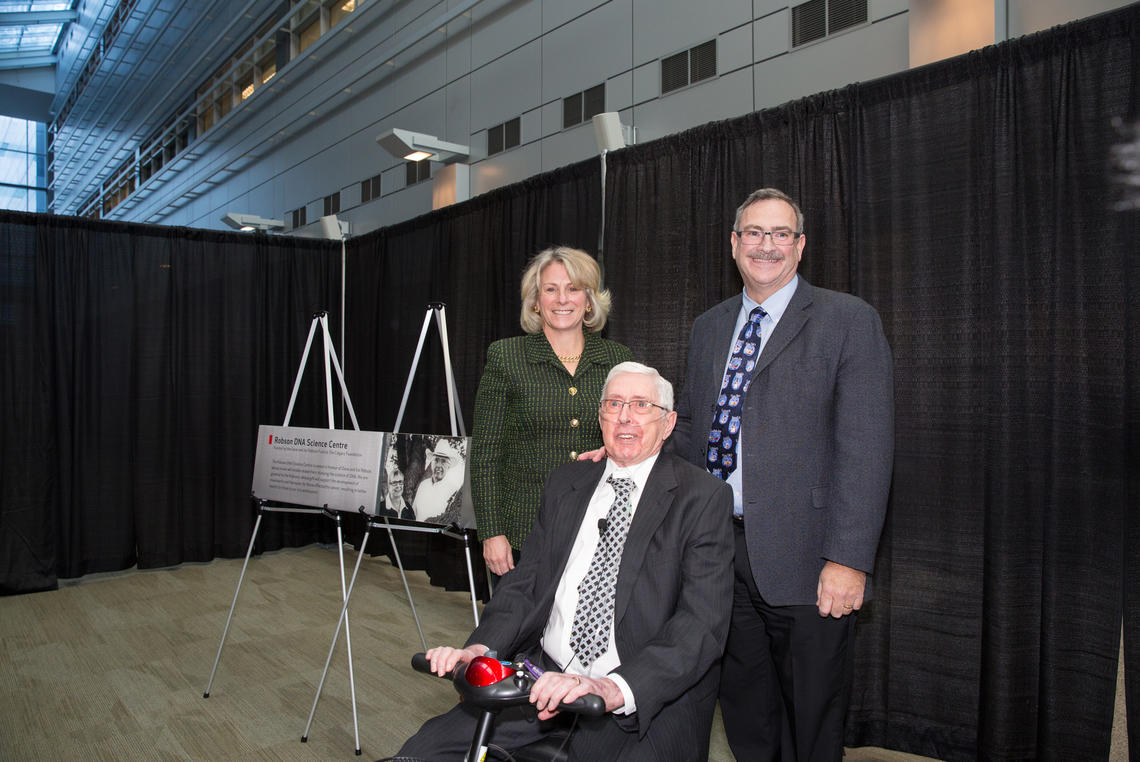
471 331 633 548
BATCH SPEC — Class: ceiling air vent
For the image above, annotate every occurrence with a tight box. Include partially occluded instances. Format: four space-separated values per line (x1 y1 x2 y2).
828 0 868 34
793 0 867 47
661 50 688 94
689 40 717 83
792 0 827 47
661 40 717 95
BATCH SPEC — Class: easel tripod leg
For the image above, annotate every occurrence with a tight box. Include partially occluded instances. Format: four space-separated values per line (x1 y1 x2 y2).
462 531 481 627
338 523 362 755
203 510 264 698
385 522 428 651
302 525 367 755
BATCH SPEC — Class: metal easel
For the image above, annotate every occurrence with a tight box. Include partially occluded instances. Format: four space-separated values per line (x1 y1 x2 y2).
203 311 370 755
308 302 482 641
390 303 481 627
301 303 483 754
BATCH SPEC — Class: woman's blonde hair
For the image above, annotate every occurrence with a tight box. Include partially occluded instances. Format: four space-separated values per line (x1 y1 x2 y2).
519 246 611 333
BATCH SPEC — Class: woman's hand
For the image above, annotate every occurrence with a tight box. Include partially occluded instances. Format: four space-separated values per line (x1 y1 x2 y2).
576 446 607 462
483 535 515 576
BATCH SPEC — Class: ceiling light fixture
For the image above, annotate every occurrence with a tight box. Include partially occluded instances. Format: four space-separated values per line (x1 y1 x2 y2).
592 112 635 153
375 127 471 164
221 212 285 232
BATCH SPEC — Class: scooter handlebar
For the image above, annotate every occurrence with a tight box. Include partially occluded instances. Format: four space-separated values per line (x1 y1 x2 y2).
411 651 462 678
410 652 606 717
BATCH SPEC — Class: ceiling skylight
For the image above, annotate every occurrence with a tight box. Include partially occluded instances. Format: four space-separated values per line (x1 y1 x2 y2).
0 1 78 68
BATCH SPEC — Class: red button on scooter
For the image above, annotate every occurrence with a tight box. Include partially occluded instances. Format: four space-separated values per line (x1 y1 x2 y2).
464 655 512 687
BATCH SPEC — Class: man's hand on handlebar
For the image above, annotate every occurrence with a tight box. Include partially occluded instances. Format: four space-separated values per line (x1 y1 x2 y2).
424 644 488 677
529 672 624 721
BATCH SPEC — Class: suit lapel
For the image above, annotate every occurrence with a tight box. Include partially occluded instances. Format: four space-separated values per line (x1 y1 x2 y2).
613 456 677 623
751 278 813 377
696 296 742 425
705 297 741 389
548 460 606 582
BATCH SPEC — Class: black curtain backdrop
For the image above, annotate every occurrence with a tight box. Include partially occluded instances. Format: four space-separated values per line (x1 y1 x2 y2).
0 212 340 593
0 5 1137 759
600 7 1138 760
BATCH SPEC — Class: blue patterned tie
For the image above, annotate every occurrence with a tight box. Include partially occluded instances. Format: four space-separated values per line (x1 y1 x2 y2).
707 306 766 480
570 475 635 668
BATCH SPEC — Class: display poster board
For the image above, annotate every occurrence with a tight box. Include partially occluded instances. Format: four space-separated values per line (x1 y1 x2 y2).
251 425 385 513
373 433 475 529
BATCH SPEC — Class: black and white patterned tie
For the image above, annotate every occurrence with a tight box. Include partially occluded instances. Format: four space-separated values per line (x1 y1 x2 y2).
569 475 636 668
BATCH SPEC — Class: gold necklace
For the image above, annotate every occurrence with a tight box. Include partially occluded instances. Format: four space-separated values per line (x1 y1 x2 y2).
557 352 581 362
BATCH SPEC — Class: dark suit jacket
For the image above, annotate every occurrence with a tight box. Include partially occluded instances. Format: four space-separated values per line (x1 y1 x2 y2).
673 278 894 606
467 453 734 759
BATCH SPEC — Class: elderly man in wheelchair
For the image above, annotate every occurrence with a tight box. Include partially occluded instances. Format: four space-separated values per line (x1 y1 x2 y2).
385 363 734 762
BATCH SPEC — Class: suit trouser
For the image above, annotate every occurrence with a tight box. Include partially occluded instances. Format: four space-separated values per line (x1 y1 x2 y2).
719 520 856 762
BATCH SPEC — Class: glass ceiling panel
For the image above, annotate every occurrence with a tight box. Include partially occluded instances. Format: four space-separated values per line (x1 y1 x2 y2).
0 24 62 52
0 1 78 58
0 2 74 11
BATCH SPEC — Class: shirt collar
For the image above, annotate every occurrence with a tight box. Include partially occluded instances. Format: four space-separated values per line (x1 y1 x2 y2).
602 451 660 494
742 273 798 324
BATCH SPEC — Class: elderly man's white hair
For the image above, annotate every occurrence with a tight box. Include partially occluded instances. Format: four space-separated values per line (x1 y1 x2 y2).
602 361 675 412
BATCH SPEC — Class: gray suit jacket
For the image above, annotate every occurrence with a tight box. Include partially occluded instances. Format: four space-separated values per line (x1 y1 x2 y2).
468 453 734 759
673 278 894 606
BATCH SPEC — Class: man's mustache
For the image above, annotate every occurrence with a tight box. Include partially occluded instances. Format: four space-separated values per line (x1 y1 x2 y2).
746 252 783 262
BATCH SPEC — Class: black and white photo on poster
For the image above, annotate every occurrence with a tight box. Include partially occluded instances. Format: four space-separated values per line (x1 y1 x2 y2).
376 433 474 528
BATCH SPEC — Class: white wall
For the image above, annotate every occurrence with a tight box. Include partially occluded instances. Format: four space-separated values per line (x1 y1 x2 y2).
93 0 1134 236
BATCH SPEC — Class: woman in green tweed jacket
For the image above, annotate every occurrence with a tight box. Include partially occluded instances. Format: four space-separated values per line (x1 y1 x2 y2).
471 246 632 577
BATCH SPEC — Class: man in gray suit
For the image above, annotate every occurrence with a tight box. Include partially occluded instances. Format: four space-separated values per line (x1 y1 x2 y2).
397 361 734 761
673 188 894 761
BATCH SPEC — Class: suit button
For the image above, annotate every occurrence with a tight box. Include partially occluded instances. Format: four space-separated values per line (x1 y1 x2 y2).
568 386 578 395
570 418 579 428
570 451 579 459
